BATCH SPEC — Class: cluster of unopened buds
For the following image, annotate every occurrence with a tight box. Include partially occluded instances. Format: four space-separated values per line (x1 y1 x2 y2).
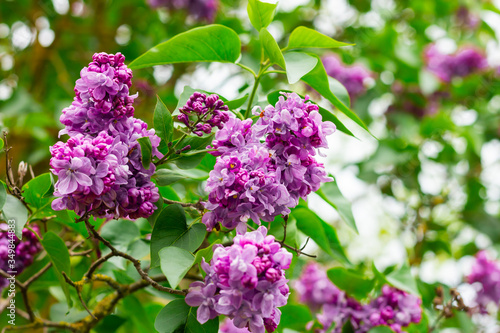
185 226 292 333
50 52 162 219
178 92 230 136
295 262 422 333
202 92 335 233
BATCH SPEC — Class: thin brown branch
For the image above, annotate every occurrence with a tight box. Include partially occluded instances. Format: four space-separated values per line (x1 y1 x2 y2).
163 198 205 211
62 272 96 320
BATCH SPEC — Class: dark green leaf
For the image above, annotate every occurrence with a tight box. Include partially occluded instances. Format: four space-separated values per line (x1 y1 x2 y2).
138 137 153 170
155 299 219 333
279 304 313 330
159 246 195 289
386 262 420 295
129 25 241 69
283 52 318 84
287 26 351 50
171 135 214 169
367 327 394 333
154 95 174 143
41 231 72 307
225 94 249 109
327 267 375 299
121 295 156 332
150 204 206 267
2 195 28 239
100 219 140 252
301 54 371 135
293 207 347 262
260 28 286 69
317 180 358 233
93 315 127 333
153 168 209 186
147 197 164 227
247 0 277 31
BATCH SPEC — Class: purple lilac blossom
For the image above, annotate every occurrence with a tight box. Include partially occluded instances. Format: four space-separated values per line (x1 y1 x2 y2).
185 226 292 333
202 93 335 233
356 286 422 333
467 251 500 312
424 44 487 82
0 224 42 291
295 263 422 333
219 318 251 333
178 92 230 137
50 53 162 219
147 0 218 22
322 54 373 100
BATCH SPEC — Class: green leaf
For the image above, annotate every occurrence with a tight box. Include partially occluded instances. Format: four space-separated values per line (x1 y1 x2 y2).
121 295 156 332
154 95 173 144
2 195 28 239
292 207 348 262
155 299 219 333
317 180 358 233
0 181 6 210
287 26 351 50
329 77 351 108
301 54 371 135
247 0 277 31
41 231 72 308
150 204 206 268
129 25 241 69
153 168 209 186
283 52 318 84
147 197 164 227
138 137 153 170
194 241 219 266
260 28 286 69
225 94 249 109
22 173 55 220
0 137 4 151
159 246 195 289
171 135 214 170
385 262 420 295
367 327 394 333
100 219 140 252
279 304 313 331
327 267 375 299
266 90 356 138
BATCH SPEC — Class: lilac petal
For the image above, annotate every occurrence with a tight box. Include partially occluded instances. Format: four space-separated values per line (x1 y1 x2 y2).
185 292 205 307
73 172 93 186
197 305 210 324
57 174 78 195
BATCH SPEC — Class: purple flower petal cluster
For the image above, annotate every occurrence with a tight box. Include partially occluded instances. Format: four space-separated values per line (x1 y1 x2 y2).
219 318 251 333
178 92 230 136
50 53 162 219
203 93 335 233
322 54 373 100
0 224 42 290
295 263 422 333
185 226 292 333
147 0 218 22
357 286 422 333
424 44 488 82
467 251 500 312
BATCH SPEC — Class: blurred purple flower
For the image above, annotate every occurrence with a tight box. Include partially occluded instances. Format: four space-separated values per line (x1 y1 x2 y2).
467 251 500 312
147 0 218 22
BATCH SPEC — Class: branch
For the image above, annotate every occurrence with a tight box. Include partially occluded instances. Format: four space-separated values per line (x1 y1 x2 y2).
62 272 96 320
163 198 205 212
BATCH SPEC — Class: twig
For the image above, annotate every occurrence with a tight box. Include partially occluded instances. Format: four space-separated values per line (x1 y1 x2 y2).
62 272 96 320
163 198 205 211
279 215 289 245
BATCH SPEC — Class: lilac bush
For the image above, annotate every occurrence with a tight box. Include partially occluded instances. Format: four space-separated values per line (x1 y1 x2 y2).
202 93 335 233
0 224 42 291
322 54 373 100
50 53 162 219
424 44 487 82
185 226 292 333
467 251 500 312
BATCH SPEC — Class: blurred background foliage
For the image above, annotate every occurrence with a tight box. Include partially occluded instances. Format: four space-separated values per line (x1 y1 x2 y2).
1 0 500 331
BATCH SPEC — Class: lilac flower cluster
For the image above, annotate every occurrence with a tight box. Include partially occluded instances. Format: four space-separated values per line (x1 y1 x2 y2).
322 54 373 100
424 44 487 82
467 251 500 312
50 53 162 219
219 318 250 333
203 93 335 233
0 224 42 290
178 92 230 136
147 0 218 22
185 226 292 333
295 262 422 333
